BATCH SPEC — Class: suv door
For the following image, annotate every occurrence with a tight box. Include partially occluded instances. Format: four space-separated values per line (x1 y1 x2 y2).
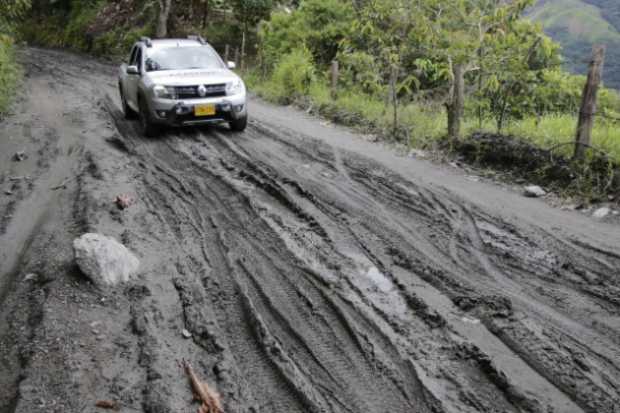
125 45 142 111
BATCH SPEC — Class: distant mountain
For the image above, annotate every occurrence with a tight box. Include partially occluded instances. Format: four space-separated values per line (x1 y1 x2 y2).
529 0 620 89
582 0 620 32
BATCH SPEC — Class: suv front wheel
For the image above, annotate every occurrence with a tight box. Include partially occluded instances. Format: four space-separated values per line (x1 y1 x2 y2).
139 97 158 137
120 85 136 119
229 115 248 132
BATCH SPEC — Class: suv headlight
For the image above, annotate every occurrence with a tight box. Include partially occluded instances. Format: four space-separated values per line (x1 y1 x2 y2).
226 78 245 96
153 85 177 99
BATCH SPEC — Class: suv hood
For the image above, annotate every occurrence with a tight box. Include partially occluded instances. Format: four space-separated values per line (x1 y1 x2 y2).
145 68 239 86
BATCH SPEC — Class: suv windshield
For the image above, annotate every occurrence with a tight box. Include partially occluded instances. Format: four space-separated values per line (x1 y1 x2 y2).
145 46 224 72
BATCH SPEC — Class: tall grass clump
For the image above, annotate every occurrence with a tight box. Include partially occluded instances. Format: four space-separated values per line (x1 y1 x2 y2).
0 35 21 116
265 47 316 103
492 115 620 164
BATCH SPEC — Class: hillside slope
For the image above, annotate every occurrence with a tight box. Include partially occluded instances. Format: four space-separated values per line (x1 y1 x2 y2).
530 0 620 89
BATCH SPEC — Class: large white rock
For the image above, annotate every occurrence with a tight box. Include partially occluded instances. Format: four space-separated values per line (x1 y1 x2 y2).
523 185 546 198
73 233 140 286
593 207 611 219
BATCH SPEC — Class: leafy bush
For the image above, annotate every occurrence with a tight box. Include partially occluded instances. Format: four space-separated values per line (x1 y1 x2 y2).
528 69 620 117
337 51 384 96
63 0 103 50
0 35 21 116
268 47 316 103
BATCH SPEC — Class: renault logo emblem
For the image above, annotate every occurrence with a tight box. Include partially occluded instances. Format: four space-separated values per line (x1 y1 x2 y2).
197 85 207 97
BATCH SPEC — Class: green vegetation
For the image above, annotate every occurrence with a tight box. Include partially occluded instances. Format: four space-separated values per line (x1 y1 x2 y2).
0 0 30 115
248 70 620 163
0 36 21 115
266 47 316 98
248 0 620 164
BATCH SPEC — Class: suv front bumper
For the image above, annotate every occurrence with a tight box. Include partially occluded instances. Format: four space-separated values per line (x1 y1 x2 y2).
148 95 247 126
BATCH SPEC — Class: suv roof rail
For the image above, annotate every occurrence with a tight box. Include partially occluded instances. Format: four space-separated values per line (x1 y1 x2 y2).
140 37 153 47
187 35 207 45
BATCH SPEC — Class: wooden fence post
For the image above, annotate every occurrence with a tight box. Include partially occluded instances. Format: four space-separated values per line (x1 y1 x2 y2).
330 60 339 99
224 44 230 63
574 45 606 160
234 48 240 68
447 62 465 140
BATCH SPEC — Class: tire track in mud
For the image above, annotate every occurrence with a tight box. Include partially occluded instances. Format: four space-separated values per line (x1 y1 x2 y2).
268 124 617 411
194 122 617 412
110 123 532 411
179 132 495 412
121 129 431 412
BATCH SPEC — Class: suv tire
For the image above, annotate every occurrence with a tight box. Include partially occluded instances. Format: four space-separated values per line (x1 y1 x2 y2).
120 85 137 119
139 97 158 137
229 115 248 132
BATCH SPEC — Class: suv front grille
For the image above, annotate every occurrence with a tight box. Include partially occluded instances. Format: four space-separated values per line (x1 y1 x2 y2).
174 84 227 99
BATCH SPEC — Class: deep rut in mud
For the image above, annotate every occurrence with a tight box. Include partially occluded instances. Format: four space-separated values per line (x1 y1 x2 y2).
1 48 619 413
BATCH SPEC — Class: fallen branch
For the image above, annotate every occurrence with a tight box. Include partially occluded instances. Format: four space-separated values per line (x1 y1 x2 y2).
182 359 223 413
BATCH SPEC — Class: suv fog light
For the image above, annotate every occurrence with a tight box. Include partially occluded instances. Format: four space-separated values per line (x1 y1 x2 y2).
158 111 167 118
234 104 244 113
176 106 184 114
221 103 232 112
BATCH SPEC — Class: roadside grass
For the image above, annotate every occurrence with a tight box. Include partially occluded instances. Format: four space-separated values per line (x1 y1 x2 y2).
503 115 620 164
0 35 21 117
245 71 620 165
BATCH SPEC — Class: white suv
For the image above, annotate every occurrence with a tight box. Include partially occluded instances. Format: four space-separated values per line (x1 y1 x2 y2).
118 36 247 137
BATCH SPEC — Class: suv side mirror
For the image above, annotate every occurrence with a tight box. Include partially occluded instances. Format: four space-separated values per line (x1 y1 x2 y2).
126 65 140 75
227 61 236 70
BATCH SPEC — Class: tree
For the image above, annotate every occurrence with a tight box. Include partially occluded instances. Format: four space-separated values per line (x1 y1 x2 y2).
422 0 535 139
231 0 273 69
350 0 427 136
156 0 173 38
480 21 560 132
347 0 538 140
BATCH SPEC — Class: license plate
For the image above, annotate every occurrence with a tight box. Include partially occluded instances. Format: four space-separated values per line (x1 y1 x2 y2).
194 104 216 117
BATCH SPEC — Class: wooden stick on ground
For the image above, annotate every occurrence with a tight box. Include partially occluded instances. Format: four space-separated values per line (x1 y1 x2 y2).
182 359 223 413
95 400 119 410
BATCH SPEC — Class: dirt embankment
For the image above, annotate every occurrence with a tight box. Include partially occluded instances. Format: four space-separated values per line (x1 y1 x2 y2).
0 48 619 413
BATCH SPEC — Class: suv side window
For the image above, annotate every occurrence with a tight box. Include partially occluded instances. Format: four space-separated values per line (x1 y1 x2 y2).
128 46 137 65
135 48 143 72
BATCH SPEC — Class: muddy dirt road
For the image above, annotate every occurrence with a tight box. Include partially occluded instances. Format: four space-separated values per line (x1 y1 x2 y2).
1 48 619 413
